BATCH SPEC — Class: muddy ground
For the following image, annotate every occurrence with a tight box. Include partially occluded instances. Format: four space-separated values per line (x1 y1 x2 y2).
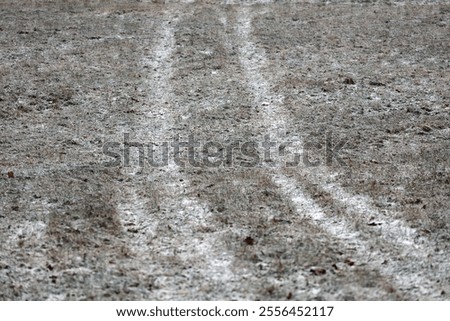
0 0 449 300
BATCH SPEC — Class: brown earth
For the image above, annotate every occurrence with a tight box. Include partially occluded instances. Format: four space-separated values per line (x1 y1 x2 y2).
0 0 449 300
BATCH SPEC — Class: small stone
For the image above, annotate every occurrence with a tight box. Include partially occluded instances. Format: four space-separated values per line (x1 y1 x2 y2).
343 77 355 85
244 236 255 246
310 267 326 275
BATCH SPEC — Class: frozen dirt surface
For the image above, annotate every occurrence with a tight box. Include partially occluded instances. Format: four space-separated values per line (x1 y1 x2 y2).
0 0 449 300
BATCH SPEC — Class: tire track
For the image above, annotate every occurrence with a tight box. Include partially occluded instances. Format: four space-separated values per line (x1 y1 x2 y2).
165 5 406 299
115 5 237 299
2 0 446 300
234 5 445 299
